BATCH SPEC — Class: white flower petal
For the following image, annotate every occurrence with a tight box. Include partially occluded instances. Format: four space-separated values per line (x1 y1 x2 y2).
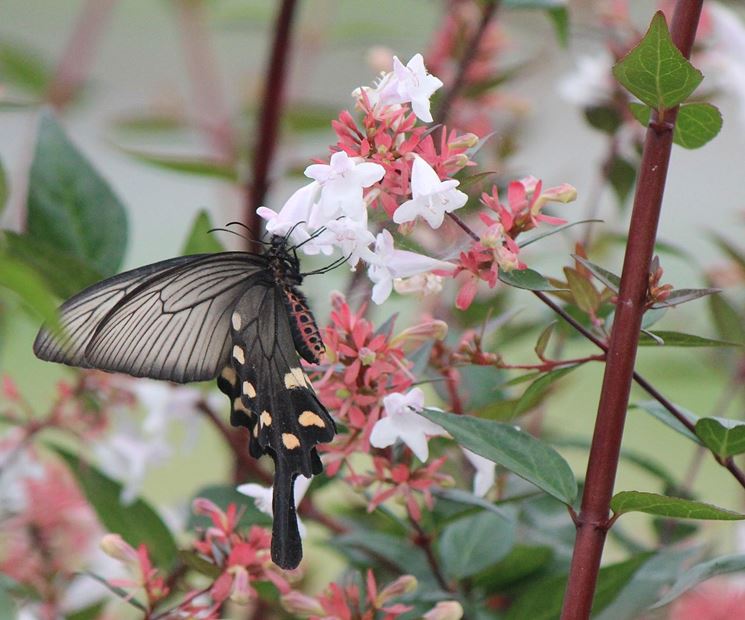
369 417 399 449
411 157 443 197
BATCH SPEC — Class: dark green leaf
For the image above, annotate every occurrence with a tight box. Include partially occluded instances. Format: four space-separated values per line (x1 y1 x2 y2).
284 102 340 133
673 103 722 149
65 601 106 620
514 365 578 417
506 554 651 620
695 417 745 458
27 110 128 277
629 102 652 126
612 12 703 110
503 1 569 46
178 550 222 579
83 572 147 611
3 232 104 298
565 268 600 314
573 256 621 292
432 488 516 522
54 447 178 569
475 398 522 421
0 255 60 331
115 144 238 181
457 171 498 191
710 233 745 274
181 210 225 255
708 293 745 344
419 408 577 504
607 156 637 208
638 330 740 347
499 267 561 291
651 287 720 309
472 544 554 590
110 111 188 135
594 548 698 620
652 554 745 609
611 491 744 521
631 401 701 444
584 106 623 134
0 40 51 95
440 510 516 578
335 530 432 580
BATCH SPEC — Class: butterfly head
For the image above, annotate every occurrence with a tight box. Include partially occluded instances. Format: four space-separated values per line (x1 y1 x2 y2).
267 235 303 285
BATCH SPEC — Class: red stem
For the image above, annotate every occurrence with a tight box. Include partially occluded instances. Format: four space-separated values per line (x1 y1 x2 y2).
246 0 298 249
560 5 704 618
46 0 119 109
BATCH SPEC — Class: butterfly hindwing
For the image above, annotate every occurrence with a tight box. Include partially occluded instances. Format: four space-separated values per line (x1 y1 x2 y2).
229 284 334 568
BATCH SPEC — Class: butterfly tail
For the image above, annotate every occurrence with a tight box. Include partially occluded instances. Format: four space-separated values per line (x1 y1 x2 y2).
271 454 303 569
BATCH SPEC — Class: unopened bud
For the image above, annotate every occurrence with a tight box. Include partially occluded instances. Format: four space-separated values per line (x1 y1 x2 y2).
448 133 479 149
281 591 325 616
423 601 464 620
376 575 418 607
391 320 448 352
229 567 253 605
444 153 471 169
359 347 377 366
100 534 139 566
532 182 577 213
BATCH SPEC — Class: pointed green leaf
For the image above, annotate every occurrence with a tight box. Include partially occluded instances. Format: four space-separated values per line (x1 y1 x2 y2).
0 40 52 95
565 268 600 313
573 256 621 292
608 156 637 208
54 447 178 569
638 330 741 347
0 255 60 331
514 365 578 417
499 267 561 291
612 12 703 110
651 287 720 309
695 418 745 459
0 158 7 216
710 233 745 273
534 321 557 359
584 105 623 134
181 210 225 255
629 102 652 126
652 554 745 609
284 102 340 133
115 144 238 181
708 293 745 344
673 102 722 149
611 491 745 521
631 401 701 445
440 510 516 578
419 408 577 504
27 111 128 277
518 219 603 248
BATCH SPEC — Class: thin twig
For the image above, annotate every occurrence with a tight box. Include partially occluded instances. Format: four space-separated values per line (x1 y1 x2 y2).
409 516 454 593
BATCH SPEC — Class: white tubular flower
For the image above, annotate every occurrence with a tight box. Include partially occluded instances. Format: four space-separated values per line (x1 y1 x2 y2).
256 181 321 244
375 53 443 122
393 157 468 229
237 476 312 537
462 448 496 497
368 230 454 304
324 217 377 267
369 388 446 462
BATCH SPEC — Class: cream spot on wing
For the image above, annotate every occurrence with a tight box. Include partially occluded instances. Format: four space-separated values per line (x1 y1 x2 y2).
282 433 300 449
232 345 245 365
243 381 256 399
260 410 272 427
298 410 325 427
284 367 305 389
220 366 237 385
233 397 250 413
231 312 242 331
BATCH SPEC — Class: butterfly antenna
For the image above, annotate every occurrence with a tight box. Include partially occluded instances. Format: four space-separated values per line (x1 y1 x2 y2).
292 225 329 252
207 227 249 241
302 252 351 276
224 221 270 246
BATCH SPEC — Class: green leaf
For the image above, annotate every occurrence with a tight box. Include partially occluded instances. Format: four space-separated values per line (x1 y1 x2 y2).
335 530 432 580
708 293 745 344
181 210 226 255
65 601 107 620
178 550 222 579
565 268 600 314
457 170 498 191
0 40 52 95
431 488 516 522
611 491 745 521
110 111 188 135
638 330 740 347
584 105 623 134
499 267 561 291
0 158 8 216
534 321 556 359
0 255 60 331
3 232 104 298
612 12 703 110
419 408 577 504
629 102 652 126
472 544 554 590
503 1 569 47
54 447 178 569
439 510 516 578
573 256 621 292
27 110 128 277
710 233 745 274
631 400 701 445
652 554 745 609
518 219 603 248
594 547 698 620
651 287 720 309
695 417 745 459
607 156 637 208
514 365 578 417
284 102 340 133
506 554 651 620
115 144 238 181
673 102 722 149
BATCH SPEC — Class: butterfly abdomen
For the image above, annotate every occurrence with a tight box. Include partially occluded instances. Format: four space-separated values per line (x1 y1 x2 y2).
283 286 325 364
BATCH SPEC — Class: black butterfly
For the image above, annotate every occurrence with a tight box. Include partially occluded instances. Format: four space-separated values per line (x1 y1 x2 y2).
33 234 336 569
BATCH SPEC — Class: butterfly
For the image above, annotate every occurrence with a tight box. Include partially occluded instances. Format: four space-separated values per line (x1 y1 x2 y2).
33 233 336 569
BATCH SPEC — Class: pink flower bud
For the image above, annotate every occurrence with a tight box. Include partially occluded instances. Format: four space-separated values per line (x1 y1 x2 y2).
532 183 577 213
281 591 325 616
229 567 254 605
423 601 464 620
100 534 139 566
391 320 448 351
448 133 479 149
375 575 418 607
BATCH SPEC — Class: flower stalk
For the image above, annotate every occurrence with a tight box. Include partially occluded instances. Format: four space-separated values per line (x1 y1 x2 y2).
560 3 705 618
